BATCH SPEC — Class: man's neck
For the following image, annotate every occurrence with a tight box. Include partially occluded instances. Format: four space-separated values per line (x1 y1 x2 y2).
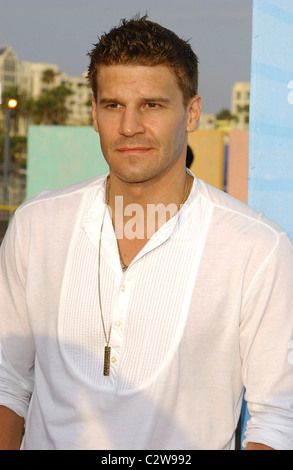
105 167 193 270
107 167 188 210
107 168 192 242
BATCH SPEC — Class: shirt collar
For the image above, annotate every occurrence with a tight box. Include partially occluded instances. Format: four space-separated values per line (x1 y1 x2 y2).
81 171 198 271
81 174 109 246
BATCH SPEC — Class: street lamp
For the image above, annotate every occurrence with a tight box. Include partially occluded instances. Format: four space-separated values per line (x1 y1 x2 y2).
7 99 18 109
3 98 18 204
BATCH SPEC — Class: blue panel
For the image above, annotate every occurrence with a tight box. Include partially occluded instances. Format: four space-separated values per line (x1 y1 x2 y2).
248 0 293 241
242 0 293 448
27 126 108 199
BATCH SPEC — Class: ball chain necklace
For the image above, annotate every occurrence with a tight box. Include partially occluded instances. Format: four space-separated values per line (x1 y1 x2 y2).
98 172 193 376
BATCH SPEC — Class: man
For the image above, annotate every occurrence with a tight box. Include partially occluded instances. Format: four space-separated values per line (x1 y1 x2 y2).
0 16 292 450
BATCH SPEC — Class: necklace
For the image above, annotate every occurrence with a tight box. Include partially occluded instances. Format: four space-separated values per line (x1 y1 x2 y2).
98 190 112 376
98 172 193 376
112 172 193 271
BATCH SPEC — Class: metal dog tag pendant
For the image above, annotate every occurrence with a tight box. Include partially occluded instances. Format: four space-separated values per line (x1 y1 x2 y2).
104 346 111 376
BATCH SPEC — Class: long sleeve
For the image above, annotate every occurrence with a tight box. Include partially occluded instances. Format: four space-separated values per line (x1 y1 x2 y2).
241 233 293 450
0 214 35 419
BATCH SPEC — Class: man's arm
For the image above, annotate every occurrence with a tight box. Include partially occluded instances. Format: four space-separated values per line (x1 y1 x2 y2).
245 442 274 450
0 216 34 450
241 233 293 450
0 406 24 450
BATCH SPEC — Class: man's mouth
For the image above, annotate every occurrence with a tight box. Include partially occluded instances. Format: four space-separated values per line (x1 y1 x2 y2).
116 147 153 154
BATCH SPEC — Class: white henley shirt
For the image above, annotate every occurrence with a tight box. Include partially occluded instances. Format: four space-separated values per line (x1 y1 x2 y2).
0 172 292 450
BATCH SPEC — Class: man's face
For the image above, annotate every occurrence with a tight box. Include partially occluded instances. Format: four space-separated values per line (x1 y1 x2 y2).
92 64 201 184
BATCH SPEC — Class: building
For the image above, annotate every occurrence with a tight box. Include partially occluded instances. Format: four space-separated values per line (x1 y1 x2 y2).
0 46 92 135
21 60 59 98
57 71 92 126
0 46 20 91
20 63 91 127
231 82 250 130
198 112 217 130
0 46 21 131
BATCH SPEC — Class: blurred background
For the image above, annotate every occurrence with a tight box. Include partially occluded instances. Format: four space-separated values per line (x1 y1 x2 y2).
0 0 253 243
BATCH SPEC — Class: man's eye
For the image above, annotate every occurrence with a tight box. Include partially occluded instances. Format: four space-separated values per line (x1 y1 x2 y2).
107 103 121 109
145 103 160 109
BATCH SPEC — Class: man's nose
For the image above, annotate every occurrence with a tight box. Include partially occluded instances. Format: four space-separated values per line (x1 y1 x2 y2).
119 107 145 136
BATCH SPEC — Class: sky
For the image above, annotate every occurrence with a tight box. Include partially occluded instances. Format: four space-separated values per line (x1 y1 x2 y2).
0 0 253 114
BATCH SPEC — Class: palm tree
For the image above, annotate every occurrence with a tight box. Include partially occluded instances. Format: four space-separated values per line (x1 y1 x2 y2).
33 92 56 125
41 68 56 86
33 84 71 125
50 84 72 124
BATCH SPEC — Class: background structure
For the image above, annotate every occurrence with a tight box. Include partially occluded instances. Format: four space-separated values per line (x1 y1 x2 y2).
241 0 293 449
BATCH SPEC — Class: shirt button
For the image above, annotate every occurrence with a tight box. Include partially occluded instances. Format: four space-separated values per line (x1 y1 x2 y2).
121 285 126 292
115 320 122 327
111 356 117 363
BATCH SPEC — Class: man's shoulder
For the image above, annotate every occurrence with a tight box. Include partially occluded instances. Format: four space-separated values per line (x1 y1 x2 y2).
16 175 107 216
196 178 286 240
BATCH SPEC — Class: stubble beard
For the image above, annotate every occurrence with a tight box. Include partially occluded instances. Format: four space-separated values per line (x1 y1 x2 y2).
103 132 187 185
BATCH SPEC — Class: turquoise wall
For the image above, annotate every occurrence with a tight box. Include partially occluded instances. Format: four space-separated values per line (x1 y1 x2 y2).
26 125 108 199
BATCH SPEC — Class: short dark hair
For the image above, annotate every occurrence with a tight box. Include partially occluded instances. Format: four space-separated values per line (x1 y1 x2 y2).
87 14 199 106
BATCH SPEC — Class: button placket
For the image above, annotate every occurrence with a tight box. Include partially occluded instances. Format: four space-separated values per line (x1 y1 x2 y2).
109 277 133 370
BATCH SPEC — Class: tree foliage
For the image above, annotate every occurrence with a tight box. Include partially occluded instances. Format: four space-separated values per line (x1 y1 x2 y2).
33 84 72 125
2 71 72 126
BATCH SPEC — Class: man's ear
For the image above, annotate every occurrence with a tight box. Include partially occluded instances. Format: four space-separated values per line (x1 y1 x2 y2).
186 95 201 133
91 95 99 133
